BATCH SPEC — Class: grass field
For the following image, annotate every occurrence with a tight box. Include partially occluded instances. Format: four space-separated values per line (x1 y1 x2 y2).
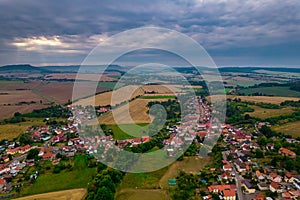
116 156 211 200
14 188 87 200
104 123 150 139
0 118 45 140
115 189 169 200
118 167 169 190
238 86 300 97
19 167 96 196
272 121 300 138
159 156 211 189
245 105 296 119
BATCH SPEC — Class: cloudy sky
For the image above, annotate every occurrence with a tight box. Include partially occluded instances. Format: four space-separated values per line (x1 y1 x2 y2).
0 0 299 67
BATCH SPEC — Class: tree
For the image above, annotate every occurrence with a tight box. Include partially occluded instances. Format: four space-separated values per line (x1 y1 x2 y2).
27 148 40 160
97 178 115 193
254 150 264 158
94 187 114 200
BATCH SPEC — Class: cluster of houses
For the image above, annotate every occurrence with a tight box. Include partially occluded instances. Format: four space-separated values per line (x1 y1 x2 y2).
203 123 300 200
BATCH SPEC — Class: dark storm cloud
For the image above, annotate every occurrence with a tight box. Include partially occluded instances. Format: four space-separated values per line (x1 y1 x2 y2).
0 0 299 66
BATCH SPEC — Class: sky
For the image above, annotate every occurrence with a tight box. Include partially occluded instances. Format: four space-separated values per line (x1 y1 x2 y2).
0 0 299 67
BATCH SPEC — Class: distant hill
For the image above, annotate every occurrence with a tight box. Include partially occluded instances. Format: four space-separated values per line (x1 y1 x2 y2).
41 64 125 74
0 64 125 75
0 64 51 74
219 67 300 73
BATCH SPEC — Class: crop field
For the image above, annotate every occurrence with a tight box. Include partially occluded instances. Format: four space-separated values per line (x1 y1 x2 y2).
14 188 87 200
223 75 265 87
37 81 108 104
96 98 171 124
141 95 176 99
226 95 300 104
0 90 48 105
238 86 300 97
245 105 296 119
74 85 144 107
142 85 183 94
272 121 300 138
0 118 45 140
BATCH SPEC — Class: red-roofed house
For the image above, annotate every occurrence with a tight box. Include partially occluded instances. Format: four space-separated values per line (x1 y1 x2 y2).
223 189 236 200
279 147 296 158
0 178 7 189
19 144 31 154
270 181 280 193
252 193 265 200
141 136 150 143
284 173 294 183
223 164 233 171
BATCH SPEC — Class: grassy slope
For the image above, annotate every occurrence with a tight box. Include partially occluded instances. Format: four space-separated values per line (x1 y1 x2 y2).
245 105 297 119
272 121 300 138
0 118 46 140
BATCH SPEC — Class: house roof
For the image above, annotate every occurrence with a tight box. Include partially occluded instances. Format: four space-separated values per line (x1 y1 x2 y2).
279 147 296 156
256 170 262 177
285 172 292 179
223 189 235 197
270 181 279 189
253 193 265 200
208 184 236 193
0 178 6 185
242 180 252 189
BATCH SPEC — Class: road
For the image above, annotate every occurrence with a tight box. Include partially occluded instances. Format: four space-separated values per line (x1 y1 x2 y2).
222 151 244 200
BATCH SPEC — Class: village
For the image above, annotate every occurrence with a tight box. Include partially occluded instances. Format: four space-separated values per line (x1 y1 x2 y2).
0 95 298 200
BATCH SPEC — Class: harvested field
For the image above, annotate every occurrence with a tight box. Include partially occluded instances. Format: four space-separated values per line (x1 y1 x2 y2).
74 85 144 107
226 95 300 104
36 81 108 104
96 98 170 124
246 105 296 119
272 121 300 138
0 90 48 105
44 73 118 81
142 85 183 94
14 188 87 200
0 105 48 121
208 95 300 104
75 84 184 107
